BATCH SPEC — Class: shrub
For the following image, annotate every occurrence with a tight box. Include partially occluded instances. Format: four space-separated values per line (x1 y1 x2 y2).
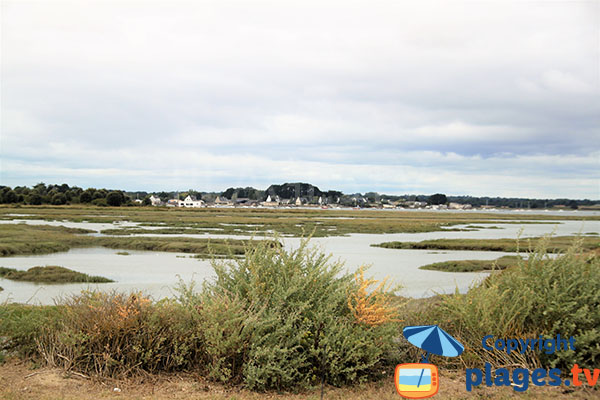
8 238 401 390
36 291 201 377
195 238 401 390
0 304 63 358
423 237 599 370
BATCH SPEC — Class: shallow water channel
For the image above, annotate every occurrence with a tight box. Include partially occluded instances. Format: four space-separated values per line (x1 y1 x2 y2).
1 216 597 304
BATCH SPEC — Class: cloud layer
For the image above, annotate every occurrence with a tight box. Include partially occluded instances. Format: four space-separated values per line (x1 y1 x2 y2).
1 1 598 198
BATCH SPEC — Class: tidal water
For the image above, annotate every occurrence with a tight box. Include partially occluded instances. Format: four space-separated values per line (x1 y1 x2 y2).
1 215 597 304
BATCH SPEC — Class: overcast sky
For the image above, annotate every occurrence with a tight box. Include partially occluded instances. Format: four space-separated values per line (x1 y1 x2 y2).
1 1 599 198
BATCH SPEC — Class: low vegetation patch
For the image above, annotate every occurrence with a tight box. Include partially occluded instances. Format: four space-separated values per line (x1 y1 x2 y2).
419 255 521 272
0 266 113 283
97 236 250 256
0 224 258 258
374 235 600 253
3 205 596 238
464 225 502 229
0 224 93 256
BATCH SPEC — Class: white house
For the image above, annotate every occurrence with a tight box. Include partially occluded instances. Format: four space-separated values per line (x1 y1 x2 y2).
261 194 280 207
183 195 205 208
149 195 162 206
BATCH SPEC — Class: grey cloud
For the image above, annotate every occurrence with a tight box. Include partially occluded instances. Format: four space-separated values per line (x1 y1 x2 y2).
1 1 598 198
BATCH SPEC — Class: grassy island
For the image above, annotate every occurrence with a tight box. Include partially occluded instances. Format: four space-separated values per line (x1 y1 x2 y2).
373 236 600 253
0 266 113 283
419 255 521 272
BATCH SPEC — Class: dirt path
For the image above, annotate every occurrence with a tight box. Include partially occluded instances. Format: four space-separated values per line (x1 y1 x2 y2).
0 360 597 399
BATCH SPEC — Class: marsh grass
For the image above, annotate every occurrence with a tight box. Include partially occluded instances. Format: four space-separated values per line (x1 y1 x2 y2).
0 266 113 283
97 236 250 256
2 205 595 238
419 255 522 272
417 237 600 371
0 223 256 257
374 236 600 253
0 224 94 256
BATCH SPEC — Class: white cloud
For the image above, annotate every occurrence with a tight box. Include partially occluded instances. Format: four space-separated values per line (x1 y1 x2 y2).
1 1 598 198
541 70 594 94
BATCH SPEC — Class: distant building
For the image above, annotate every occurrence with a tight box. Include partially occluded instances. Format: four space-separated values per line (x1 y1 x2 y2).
261 195 280 207
166 199 180 207
183 195 205 208
403 201 426 209
214 196 232 206
149 195 163 206
448 202 473 210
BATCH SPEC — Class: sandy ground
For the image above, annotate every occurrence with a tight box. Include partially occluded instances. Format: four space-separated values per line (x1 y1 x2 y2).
0 359 598 400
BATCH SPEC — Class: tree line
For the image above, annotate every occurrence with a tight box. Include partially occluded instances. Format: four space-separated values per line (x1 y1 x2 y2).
0 183 130 207
0 183 596 209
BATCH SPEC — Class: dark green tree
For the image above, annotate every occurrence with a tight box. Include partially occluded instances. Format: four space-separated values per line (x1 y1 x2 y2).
106 191 123 207
93 189 107 200
27 193 42 205
79 192 92 203
2 189 18 203
52 193 67 205
428 193 447 205
33 182 47 195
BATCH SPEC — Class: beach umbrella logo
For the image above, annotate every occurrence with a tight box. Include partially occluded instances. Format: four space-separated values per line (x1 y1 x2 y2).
394 325 464 398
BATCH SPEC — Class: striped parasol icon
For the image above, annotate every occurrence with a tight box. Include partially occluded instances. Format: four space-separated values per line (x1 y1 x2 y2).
402 325 464 388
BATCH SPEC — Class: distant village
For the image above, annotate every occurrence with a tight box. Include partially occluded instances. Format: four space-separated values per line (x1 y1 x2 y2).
142 182 473 210
146 193 477 210
1 182 595 210
139 183 594 211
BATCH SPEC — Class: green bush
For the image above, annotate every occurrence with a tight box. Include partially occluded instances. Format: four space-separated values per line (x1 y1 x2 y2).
182 238 401 390
3 238 401 390
423 237 599 370
0 304 63 358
